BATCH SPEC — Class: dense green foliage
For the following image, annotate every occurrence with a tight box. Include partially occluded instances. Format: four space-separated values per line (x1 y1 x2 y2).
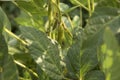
0 0 120 80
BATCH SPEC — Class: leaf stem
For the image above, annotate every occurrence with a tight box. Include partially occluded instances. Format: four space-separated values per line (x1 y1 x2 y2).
48 0 52 36
74 0 89 11
91 0 95 12
14 60 38 78
88 0 91 16
80 7 82 27
4 28 27 45
65 13 74 29
80 77 82 80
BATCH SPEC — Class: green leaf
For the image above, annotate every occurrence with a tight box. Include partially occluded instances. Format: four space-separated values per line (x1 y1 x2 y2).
100 27 120 80
80 48 98 78
20 27 64 80
15 11 44 30
97 0 120 8
84 70 105 80
0 7 18 80
14 1 46 31
103 27 119 52
85 7 120 35
0 34 18 80
37 65 50 80
82 7 120 49
0 9 4 32
14 1 47 16
65 41 81 79
0 7 11 42
60 3 69 12
82 7 120 80
88 7 120 33
72 15 80 28
116 32 120 45
65 30 98 79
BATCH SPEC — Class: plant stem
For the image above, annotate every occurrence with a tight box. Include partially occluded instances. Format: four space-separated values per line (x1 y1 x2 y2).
65 13 74 29
48 0 52 36
4 28 27 45
14 60 38 78
91 0 95 12
74 0 89 11
80 77 82 80
88 0 91 16
80 7 82 27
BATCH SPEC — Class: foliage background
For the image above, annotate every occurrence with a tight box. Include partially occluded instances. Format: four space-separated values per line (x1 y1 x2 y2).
0 0 120 80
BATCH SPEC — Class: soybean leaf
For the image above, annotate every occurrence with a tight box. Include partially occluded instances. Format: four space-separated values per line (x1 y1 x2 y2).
65 41 81 79
65 28 82 79
14 1 47 16
60 3 69 13
0 7 11 42
84 70 105 80
80 48 98 78
80 7 120 79
15 11 44 31
97 0 120 8
82 7 120 49
100 27 120 80
20 27 64 80
0 34 18 80
65 28 98 79
37 65 50 80
14 1 47 31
